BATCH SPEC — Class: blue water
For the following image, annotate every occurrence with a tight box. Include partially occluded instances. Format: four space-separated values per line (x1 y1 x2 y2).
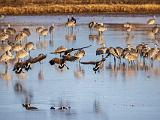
0 15 160 120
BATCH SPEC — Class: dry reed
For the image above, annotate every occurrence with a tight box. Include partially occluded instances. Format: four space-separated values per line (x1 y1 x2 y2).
0 4 160 15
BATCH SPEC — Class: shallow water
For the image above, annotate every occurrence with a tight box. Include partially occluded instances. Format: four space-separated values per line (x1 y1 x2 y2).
0 15 160 120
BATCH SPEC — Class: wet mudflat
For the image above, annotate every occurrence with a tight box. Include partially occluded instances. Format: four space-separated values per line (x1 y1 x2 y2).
0 15 160 120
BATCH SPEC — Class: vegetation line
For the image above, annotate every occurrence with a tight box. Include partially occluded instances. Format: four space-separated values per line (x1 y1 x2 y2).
0 4 160 15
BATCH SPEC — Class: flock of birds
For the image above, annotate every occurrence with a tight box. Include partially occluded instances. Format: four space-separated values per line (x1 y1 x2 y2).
0 16 160 75
0 15 160 110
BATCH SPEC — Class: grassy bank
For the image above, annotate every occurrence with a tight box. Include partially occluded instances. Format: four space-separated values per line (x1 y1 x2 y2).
0 4 160 15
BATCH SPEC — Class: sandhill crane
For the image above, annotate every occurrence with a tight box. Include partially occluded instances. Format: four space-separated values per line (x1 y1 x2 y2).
88 21 97 34
152 25 159 39
23 28 31 36
124 23 133 35
147 16 156 25
23 27 31 43
25 42 36 56
66 16 76 33
0 44 12 54
124 52 139 64
40 28 48 40
0 29 9 44
49 24 55 41
154 51 160 62
147 47 159 60
74 49 85 64
95 23 107 36
36 26 44 33
12 44 24 53
115 47 124 63
80 58 106 73
6 24 16 36
51 45 67 57
108 47 121 64
16 50 29 62
96 43 108 58
36 26 45 40
49 58 69 69
15 32 27 44
0 15 5 20
0 51 14 63
147 45 159 66
0 51 14 71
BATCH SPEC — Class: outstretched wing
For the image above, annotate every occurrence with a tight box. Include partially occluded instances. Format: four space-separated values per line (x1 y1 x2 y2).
80 61 97 65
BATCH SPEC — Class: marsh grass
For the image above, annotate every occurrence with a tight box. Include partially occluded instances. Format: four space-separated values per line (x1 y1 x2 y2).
0 4 160 15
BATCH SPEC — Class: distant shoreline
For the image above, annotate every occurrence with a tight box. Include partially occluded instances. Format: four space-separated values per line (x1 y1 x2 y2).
0 4 160 15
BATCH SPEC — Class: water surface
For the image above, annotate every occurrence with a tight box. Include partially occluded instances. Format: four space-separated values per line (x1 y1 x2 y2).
0 15 160 120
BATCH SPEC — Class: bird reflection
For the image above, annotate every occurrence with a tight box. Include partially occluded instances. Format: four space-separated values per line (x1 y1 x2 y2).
14 82 38 110
50 98 71 111
0 70 12 81
96 34 105 45
36 39 49 50
93 99 101 113
38 63 44 80
0 69 12 88
125 32 134 45
147 31 156 40
65 32 76 43
49 24 55 47
106 61 160 80
89 33 105 45
74 65 85 79
89 34 97 41
16 71 28 80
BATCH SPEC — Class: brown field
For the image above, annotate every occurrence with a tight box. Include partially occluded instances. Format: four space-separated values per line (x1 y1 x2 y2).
0 4 160 15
